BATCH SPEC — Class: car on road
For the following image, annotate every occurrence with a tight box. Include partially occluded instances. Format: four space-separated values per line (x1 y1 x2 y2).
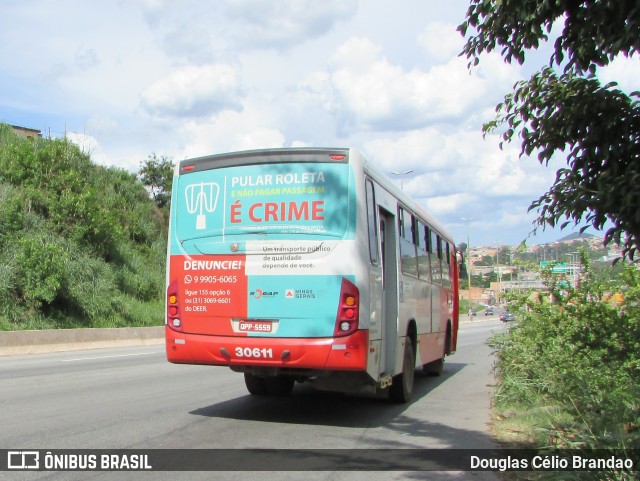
484 307 494 316
500 311 516 322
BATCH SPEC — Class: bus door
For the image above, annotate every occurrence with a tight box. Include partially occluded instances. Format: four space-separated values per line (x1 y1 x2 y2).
429 228 442 334
379 208 398 377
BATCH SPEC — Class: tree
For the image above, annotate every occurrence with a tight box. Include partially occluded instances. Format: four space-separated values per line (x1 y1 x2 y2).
459 1 640 260
138 154 174 209
475 255 495 267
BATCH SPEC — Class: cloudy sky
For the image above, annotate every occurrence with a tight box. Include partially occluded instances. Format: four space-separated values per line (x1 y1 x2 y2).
2 0 638 248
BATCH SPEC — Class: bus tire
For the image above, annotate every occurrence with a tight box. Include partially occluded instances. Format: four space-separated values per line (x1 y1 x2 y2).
424 327 450 377
244 373 268 395
264 375 295 396
444 323 452 356
389 337 415 403
423 358 444 376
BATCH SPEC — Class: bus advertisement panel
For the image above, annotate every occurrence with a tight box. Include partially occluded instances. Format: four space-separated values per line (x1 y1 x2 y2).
166 153 367 370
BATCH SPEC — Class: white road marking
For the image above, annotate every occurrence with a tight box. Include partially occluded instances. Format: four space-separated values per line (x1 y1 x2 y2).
60 352 157 362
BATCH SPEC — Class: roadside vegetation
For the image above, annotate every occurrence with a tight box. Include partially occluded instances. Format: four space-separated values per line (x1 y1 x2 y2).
460 3 639 478
489 252 639 480
0 124 167 330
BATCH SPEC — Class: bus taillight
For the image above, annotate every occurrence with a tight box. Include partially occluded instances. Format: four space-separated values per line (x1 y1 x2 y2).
167 281 183 331
334 278 359 337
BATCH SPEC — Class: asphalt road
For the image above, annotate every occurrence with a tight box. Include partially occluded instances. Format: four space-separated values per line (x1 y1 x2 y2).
0 319 505 481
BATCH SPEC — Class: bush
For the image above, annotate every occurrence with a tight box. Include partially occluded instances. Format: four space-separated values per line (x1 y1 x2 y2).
16 229 68 306
60 246 119 322
117 256 163 302
0 123 166 329
491 251 640 478
0 183 25 240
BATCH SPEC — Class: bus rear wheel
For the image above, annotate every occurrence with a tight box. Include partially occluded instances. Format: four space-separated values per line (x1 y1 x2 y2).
389 337 415 403
244 373 268 395
264 375 295 396
424 326 450 376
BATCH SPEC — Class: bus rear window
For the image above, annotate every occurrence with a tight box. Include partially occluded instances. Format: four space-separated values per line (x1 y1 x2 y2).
174 162 355 242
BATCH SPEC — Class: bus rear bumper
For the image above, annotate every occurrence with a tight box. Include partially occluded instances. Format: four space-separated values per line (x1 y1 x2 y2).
165 327 369 372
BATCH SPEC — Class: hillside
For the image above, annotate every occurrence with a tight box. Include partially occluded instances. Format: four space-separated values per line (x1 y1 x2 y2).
557 231 596 242
0 124 166 330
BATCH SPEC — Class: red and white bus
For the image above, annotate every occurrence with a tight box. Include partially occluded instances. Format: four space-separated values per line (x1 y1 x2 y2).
165 148 459 402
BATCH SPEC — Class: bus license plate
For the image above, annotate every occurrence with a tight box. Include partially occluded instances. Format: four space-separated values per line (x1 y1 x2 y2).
237 320 273 333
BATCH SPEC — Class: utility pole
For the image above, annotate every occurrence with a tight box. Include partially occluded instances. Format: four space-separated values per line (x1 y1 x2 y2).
461 217 475 319
494 241 502 304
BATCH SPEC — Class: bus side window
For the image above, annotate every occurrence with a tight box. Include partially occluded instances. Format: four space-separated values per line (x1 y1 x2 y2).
432 233 443 285
365 179 378 265
399 207 417 277
417 222 431 281
441 239 451 287
411 215 418 245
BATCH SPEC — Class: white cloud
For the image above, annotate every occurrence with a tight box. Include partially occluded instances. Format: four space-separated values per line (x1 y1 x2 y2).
129 0 357 61
140 64 244 118
167 105 287 160
323 37 511 134
361 125 559 241
421 192 473 217
418 22 463 63
365 129 454 174
66 131 112 167
66 131 99 155
365 128 537 195
224 0 357 49
598 55 640 93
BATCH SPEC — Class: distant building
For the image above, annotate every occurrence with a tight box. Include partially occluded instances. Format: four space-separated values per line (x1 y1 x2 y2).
10 124 41 139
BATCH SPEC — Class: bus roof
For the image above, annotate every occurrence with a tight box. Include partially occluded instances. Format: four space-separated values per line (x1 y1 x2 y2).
178 147 350 174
